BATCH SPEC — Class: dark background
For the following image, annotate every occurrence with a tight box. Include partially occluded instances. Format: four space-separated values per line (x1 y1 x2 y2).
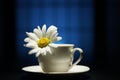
0 0 120 80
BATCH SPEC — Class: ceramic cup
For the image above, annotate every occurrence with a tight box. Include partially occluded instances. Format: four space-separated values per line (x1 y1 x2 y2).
38 44 83 72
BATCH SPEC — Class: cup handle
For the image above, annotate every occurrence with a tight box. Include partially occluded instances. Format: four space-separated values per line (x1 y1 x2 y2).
71 48 83 68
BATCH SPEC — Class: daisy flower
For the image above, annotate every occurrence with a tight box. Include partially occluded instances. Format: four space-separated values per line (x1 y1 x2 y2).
24 24 62 57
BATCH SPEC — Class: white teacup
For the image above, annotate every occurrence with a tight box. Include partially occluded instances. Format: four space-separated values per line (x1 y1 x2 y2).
38 44 83 72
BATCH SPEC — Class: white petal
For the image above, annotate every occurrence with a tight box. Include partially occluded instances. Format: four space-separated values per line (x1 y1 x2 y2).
46 47 52 54
26 32 39 41
24 37 37 44
24 37 36 43
52 37 62 42
46 25 57 38
57 37 62 41
28 48 39 54
50 31 58 40
43 50 46 55
49 44 58 48
24 42 37 48
42 24 47 37
36 50 41 57
36 49 43 56
37 26 41 31
36 48 48 57
48 25 57 31
24 37 31 42
50 33 58 42
33 28 42 38
41 48 47 55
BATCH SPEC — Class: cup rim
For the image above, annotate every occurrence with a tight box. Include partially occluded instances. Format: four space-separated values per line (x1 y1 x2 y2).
50 44 74 47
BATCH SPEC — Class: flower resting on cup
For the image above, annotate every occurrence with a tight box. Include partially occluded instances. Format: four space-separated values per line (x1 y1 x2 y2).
24 24 62 57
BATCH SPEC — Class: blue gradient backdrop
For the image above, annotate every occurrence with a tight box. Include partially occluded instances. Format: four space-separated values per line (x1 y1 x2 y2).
16 0 94 67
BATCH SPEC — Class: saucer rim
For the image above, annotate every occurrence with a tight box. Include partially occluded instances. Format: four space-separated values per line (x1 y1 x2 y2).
22 65 90 74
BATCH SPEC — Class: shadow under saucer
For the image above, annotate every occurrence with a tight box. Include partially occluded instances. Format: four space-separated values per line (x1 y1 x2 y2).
21 72 91 80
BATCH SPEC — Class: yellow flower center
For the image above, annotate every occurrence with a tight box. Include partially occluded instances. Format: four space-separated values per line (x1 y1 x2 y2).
37 37 50 48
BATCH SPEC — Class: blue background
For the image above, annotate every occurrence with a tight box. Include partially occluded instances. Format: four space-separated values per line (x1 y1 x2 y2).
16 0 94 67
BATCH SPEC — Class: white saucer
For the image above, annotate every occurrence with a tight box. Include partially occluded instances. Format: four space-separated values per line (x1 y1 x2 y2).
22 65 90 74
